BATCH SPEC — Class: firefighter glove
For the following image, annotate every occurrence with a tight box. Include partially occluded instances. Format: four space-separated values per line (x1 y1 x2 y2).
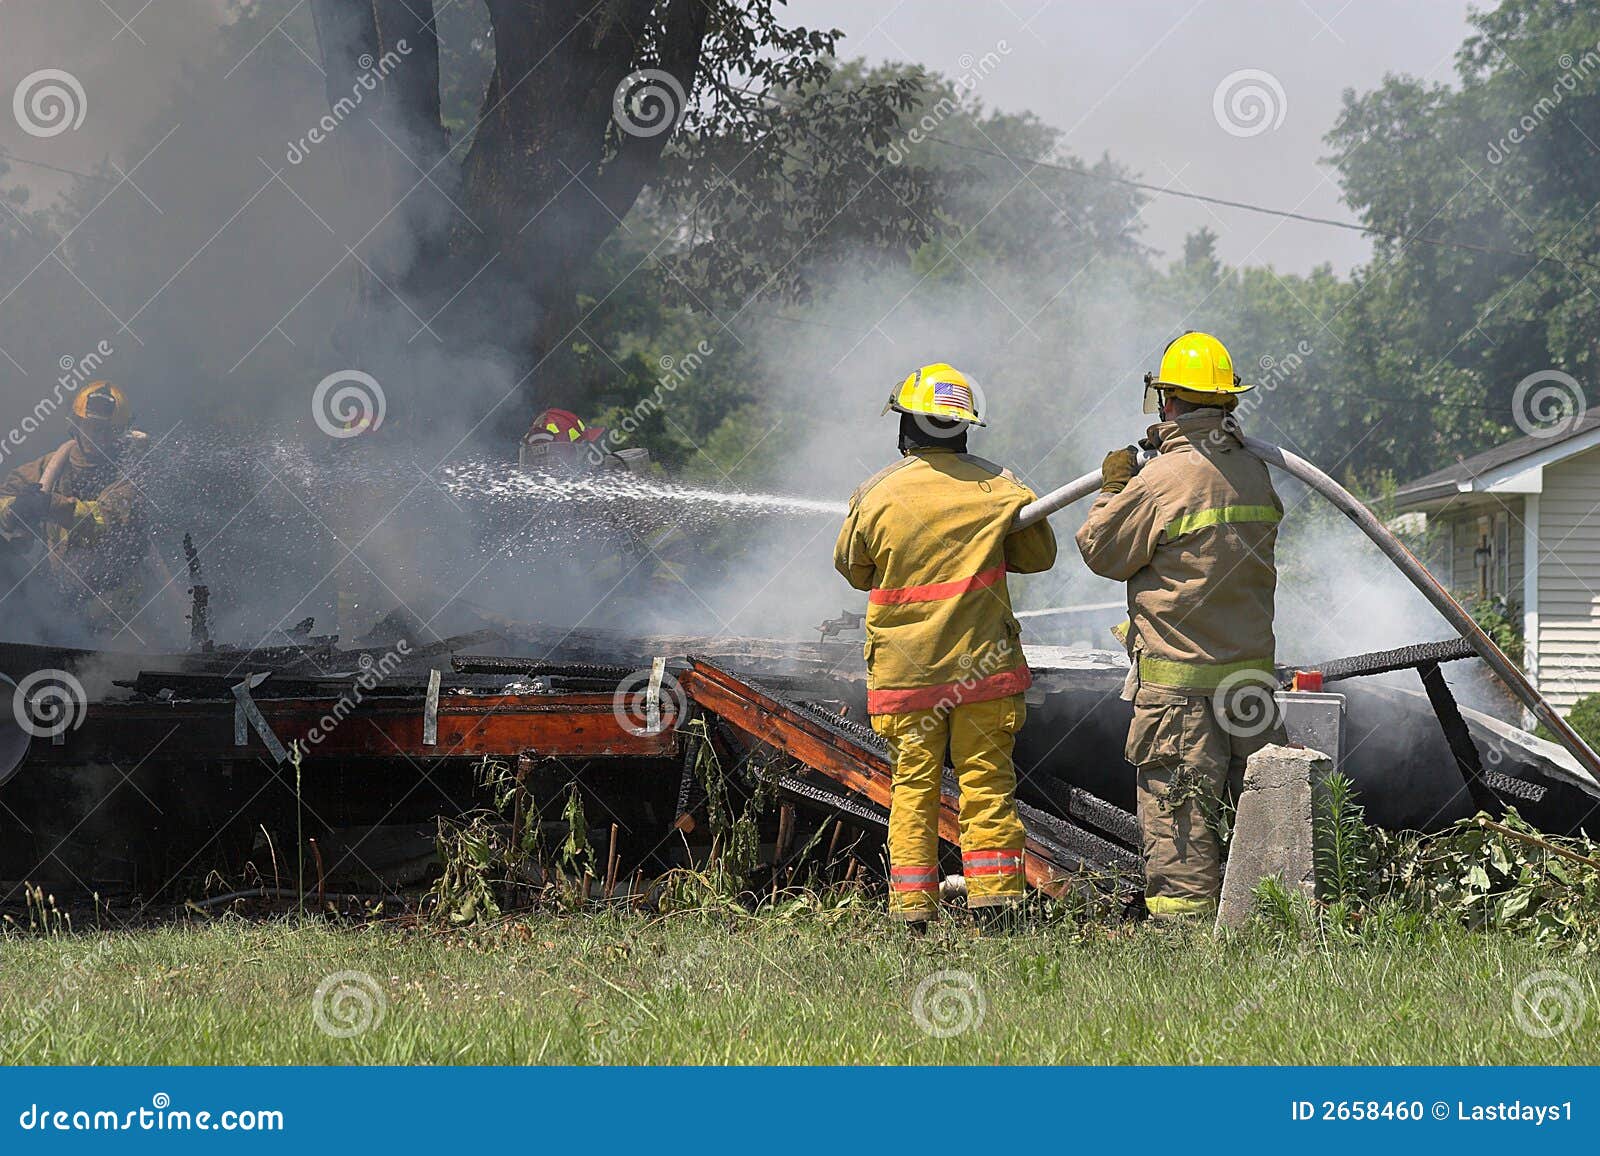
1100 447 1138 494
45 493 81 527
8 486 51 528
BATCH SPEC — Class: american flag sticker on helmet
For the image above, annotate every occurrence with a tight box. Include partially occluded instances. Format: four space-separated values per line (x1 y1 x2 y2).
932 379 973 410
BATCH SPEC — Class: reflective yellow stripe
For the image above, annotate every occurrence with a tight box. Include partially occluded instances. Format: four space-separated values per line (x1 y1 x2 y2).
1146 895 1216 917
1163 504 1280 541
1138 654 1275 690
73 500 107 529
1110 619 1130 645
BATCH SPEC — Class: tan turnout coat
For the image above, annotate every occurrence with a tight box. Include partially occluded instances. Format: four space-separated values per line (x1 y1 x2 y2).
1075 410 1281 694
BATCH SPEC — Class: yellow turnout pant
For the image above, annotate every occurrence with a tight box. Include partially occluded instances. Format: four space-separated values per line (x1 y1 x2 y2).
871 693 1027 921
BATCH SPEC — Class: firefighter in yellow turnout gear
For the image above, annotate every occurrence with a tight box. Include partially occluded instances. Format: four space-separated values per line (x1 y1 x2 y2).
0 382 154 641
1075 333 1286 920
834 363 1057 922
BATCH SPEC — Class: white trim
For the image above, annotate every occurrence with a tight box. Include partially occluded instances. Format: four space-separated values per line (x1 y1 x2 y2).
1484 463 1544 494
1523 492 1541 728
1498 510 1510 596
1461 426 1600 496
1446 518 1455 589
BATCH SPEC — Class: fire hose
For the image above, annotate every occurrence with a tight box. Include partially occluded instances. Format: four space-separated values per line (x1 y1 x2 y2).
1013 437 1600 786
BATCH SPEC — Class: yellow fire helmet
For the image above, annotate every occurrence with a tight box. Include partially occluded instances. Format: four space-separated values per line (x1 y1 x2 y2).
882 362 985 426
1143 332 1254 413
71 381 133 429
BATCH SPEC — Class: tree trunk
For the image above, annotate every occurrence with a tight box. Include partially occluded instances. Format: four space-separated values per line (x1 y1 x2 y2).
313 0 710 444
309 0 453 380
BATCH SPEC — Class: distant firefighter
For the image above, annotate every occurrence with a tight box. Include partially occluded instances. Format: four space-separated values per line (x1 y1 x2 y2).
519 407 649 474
0 382 157 642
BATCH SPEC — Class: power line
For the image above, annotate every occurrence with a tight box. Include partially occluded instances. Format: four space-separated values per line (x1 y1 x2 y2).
925 135 1600 274
0 147 115 185
5 107 1581 271
736 78 1596 271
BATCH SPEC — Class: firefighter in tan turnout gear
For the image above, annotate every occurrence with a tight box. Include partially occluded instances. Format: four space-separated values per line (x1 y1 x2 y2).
1075 332 1286 921
0 382 153 641
834 363 1057 925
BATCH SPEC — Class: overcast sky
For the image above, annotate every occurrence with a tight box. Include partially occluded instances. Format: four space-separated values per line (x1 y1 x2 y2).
1 1 1478 276
800 0 1478 274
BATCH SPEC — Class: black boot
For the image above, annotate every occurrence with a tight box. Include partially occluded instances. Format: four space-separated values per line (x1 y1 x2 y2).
974 903 1023 935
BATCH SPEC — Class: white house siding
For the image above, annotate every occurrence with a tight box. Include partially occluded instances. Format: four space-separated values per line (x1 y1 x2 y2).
1537 450 1600 712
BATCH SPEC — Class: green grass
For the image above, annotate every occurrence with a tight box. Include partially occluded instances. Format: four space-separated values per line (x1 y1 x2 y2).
1 908 1595 1064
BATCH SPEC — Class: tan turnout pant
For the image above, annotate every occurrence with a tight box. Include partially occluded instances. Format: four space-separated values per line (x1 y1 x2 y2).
1126 686 1285 918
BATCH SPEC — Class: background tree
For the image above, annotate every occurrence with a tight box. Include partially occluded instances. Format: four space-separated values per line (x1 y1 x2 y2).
308 0 940 435
1325 0 1600 478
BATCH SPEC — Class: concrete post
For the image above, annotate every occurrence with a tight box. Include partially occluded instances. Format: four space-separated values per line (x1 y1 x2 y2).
1217 743 1332 930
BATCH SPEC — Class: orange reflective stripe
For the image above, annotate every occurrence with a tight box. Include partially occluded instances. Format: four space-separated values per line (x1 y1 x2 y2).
868 564 1005 605
890 865 938 892
962 850 1024 876
866 664 1030 714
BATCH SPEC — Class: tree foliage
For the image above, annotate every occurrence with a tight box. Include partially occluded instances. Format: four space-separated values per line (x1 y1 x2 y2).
1324 0 1600 477
11 0 1600 479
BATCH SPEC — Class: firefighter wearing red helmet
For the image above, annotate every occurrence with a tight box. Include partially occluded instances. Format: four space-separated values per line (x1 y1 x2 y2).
520 408 652 473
